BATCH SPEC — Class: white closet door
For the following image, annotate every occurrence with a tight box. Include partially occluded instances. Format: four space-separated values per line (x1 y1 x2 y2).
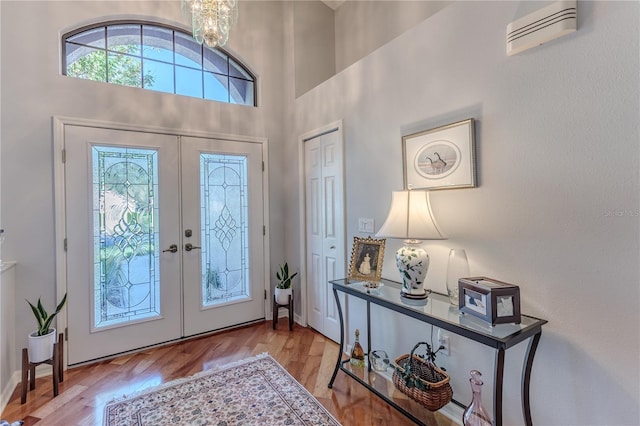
305 130 344 342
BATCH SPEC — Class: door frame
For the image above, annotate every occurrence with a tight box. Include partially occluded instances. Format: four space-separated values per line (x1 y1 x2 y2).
53 116 270 367
297 120 346 328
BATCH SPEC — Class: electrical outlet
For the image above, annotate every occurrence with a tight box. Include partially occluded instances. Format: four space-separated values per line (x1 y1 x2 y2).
437 330 450 356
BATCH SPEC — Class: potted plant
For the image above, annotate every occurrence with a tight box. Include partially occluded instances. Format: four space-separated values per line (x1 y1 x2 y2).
26 293 67 363
274 262 297 305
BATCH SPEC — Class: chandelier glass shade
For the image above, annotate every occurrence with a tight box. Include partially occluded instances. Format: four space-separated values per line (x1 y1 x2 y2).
182 0 238 48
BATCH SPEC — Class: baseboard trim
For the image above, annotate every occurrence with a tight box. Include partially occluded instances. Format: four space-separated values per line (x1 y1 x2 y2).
1 363 68 411
1 370 20 413
439 401 464 425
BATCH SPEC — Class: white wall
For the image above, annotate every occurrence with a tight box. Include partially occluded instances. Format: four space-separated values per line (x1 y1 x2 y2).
293 1 335 97
335 0 450 72
0 0 293 373
294 1 639 424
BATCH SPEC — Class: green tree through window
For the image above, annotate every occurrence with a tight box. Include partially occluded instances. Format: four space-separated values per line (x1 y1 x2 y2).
67 45 155 88
63 22 256 106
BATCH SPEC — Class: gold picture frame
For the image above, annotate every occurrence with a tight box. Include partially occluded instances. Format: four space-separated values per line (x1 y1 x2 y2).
347 236 386 281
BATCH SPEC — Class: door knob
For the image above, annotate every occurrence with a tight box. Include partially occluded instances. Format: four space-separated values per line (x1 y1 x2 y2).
162 244 178 253
185 243 201 251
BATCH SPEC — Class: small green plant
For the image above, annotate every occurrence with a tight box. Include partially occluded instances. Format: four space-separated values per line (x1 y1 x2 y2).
276 262 298 289
27 293 67 336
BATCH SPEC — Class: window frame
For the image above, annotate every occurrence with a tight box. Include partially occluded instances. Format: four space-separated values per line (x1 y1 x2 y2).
61 20 257 106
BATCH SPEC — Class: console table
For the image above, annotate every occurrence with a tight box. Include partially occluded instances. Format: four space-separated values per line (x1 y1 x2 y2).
327 278 547 426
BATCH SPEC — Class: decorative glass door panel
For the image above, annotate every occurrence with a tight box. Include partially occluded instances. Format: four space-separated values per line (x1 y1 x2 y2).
182 137 265 337
65 126 182 365
92 146 161 329
201 154 250 307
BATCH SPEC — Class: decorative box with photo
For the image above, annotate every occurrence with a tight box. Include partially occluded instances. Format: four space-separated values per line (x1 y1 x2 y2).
458 277 521 325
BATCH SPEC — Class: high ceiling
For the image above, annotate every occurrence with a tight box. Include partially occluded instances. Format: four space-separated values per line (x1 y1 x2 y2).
321 0 346 10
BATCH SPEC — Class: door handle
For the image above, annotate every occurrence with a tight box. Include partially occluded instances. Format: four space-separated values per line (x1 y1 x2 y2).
185 243 201 252
162 244 178 253
330 245 336 249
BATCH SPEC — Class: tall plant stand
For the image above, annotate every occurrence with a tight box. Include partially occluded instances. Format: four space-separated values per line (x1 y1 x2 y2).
272 291 294 331
21 332 64 404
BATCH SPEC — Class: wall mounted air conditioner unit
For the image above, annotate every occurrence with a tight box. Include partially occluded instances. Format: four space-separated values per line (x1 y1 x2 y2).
506 0 577 56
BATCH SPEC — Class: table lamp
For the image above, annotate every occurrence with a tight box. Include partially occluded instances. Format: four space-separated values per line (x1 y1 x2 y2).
376 190 446 299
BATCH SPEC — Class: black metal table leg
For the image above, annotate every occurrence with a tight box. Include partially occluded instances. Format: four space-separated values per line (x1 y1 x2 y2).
366 300 371 372
328 287 345 388
522 332 542 426
494 347 505 426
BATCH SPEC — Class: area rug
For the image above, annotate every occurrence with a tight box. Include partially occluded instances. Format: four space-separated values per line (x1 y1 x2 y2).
103 353 341 426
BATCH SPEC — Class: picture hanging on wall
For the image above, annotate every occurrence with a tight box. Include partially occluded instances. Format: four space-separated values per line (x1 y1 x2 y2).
402 118 476 190
347 236 385 282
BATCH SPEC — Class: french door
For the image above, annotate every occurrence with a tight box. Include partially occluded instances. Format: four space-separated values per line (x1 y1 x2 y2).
181 136 264 336
63 125 265 365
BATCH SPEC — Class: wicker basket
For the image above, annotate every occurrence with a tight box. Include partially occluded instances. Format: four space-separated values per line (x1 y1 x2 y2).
392 342 453 411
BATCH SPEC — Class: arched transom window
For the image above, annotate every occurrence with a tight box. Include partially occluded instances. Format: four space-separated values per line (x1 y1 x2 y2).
62 22 256 106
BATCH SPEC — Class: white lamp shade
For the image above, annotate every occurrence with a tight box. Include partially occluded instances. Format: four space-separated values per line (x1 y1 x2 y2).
376 191 446 240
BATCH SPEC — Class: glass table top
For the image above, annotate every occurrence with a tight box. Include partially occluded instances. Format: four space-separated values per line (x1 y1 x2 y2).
331 278 547 345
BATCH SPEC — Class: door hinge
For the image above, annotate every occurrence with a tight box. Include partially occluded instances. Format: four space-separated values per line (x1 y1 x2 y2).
264 289 267 300
65 327 68 340
64 238 67 251
262 161 265 172
61 149 66 163
263 226 266 236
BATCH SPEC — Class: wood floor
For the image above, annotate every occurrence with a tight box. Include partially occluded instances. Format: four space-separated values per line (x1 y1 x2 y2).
2 321 456 425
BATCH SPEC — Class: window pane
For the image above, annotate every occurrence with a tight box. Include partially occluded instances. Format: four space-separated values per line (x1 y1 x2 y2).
107 24 141 55
204 49 228 74
92 146 161 329
204 72 229 103
142 25 173 62
63 23 256 106
108 52 142 87
176 66 203 98
175 32 202 69
143 59 174 93
67 27 105 49
229 77 254 106
200 154 250 306
66 45 107 81
229 57 252 79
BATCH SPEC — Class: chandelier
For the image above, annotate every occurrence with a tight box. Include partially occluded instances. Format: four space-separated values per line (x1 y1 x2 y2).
182 0 238 48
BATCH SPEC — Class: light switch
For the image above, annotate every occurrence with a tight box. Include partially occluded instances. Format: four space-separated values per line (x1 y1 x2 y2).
358 218 374 233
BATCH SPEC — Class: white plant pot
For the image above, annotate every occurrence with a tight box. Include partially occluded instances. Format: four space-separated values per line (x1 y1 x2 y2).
28 328 56 363
274 288 292 305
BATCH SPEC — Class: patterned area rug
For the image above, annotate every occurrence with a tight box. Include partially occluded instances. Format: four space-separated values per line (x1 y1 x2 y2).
103 353 340 426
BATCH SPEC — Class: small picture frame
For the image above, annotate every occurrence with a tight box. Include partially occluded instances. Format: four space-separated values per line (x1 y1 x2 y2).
458 277 521 325
402 118 476 190
347 236 386 282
